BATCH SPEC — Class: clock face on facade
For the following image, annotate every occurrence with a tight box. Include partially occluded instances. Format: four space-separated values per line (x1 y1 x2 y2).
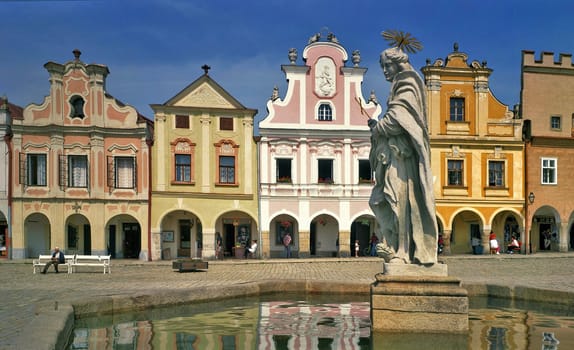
315 57 336 97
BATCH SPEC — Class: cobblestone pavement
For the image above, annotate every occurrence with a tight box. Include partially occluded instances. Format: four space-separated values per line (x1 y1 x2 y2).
1 253 574 349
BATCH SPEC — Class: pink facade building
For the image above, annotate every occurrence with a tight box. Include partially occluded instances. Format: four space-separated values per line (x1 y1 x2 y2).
258 33 380 258
10 50 153 259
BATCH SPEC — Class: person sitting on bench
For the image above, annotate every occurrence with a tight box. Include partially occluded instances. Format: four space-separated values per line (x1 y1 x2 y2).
507 236 520 254
244 240 258 258
41 247 65 274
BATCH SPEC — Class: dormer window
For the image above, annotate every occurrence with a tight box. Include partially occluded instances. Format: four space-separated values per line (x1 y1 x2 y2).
318 103 332 121
70 96 85 119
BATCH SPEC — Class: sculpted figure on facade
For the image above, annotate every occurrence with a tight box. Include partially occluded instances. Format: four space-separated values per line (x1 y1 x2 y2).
368 32 438 265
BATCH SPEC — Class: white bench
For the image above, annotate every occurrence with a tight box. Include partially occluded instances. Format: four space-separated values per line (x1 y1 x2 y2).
32 254 74 274
70 255 111 274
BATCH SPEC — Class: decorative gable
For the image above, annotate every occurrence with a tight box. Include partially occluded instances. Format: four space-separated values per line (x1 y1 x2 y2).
174 82 235 108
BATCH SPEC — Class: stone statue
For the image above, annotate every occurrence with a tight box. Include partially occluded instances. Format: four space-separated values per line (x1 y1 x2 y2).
288 48 297 64
352 50 361 67
368 46 438 265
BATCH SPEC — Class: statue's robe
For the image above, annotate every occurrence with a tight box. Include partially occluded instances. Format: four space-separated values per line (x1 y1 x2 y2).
369 68 438 265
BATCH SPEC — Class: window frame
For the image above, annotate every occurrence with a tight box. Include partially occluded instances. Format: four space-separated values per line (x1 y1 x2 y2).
317 103 333 121
174 154 192 183
26 153 47 187
358 159 372 184
218 155 236 184
550 115 561 131
449 97 465 122
487 160 505 188
175 115 190 129
276 158 292 183
68 155 89 188
317 158 334 184
69 95 85 119
170 138 196 185
219 117 234 131
214 139 239 186
541 157 557 185
447 159 464 186
107 155 137 191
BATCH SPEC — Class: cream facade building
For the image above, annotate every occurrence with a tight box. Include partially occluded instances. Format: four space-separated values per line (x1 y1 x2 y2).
421 44 525 254
10 50 153 259
258 33 380 258
150 68 258 261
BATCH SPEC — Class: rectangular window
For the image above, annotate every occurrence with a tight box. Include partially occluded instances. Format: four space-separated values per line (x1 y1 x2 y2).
450 98 465 121
69 155 88 188
220 117 234 131
175 115 189 129
318 159 333 183
219 156 235 184
541 157 557 185
447 159 463 186
276 158 292 183
27 154 47 186
116 157 136 189
175 154 191 182
488 160 505 187
358 159 372 183
550 116 561 130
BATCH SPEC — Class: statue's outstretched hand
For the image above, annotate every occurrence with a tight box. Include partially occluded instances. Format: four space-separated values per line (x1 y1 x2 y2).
368 118 378 129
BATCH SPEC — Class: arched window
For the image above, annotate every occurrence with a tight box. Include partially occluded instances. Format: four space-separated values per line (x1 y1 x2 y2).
317 103 332 121
70 96 85 118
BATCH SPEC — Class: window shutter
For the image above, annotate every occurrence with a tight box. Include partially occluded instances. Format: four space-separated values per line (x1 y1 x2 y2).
132 157 137 191
59 155 67 189
19 153 26 185
107 156 115 189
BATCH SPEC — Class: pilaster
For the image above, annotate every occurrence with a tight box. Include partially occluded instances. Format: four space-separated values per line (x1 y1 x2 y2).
298 230 310 258
338 230 351 257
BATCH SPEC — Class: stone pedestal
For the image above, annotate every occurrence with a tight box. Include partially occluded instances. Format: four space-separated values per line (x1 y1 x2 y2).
371 263 468 334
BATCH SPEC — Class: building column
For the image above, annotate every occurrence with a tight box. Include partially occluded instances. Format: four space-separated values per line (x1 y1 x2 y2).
205 229 216 259
150 229 161 261
559 221 569 252
339 230 351 257
260 230 270 259
482 228 492 255
442 229 452 255
298 230 310 258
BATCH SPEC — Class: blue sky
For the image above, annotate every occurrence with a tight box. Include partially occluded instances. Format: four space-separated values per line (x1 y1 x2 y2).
2 0 573 128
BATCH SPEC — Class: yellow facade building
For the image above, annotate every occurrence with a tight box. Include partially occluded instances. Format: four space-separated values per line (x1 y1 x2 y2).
150 67 258 261
421 44 525 254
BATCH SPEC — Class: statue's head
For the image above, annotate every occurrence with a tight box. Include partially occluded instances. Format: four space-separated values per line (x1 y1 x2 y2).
380 47 410 82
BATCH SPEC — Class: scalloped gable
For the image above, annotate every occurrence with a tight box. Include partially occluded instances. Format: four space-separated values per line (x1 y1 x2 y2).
165 75 245 109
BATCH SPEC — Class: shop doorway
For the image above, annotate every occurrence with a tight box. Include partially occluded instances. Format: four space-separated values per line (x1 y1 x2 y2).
108 225 116 258
224 224 235 257
123 223 141 258
539 223 552 251
310 223 317 256
83 224 91 255
351 221 370 256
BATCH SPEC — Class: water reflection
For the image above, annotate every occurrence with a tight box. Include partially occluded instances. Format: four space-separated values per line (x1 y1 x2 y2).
69 294 574 350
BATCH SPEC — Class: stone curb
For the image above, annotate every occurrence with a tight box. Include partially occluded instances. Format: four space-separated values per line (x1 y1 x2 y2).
24 279 574 350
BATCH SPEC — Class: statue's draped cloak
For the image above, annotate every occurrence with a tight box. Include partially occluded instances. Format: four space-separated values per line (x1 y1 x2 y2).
369 68 438 264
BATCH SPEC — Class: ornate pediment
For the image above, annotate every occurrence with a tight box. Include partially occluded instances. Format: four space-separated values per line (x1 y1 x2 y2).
174 82 234 108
